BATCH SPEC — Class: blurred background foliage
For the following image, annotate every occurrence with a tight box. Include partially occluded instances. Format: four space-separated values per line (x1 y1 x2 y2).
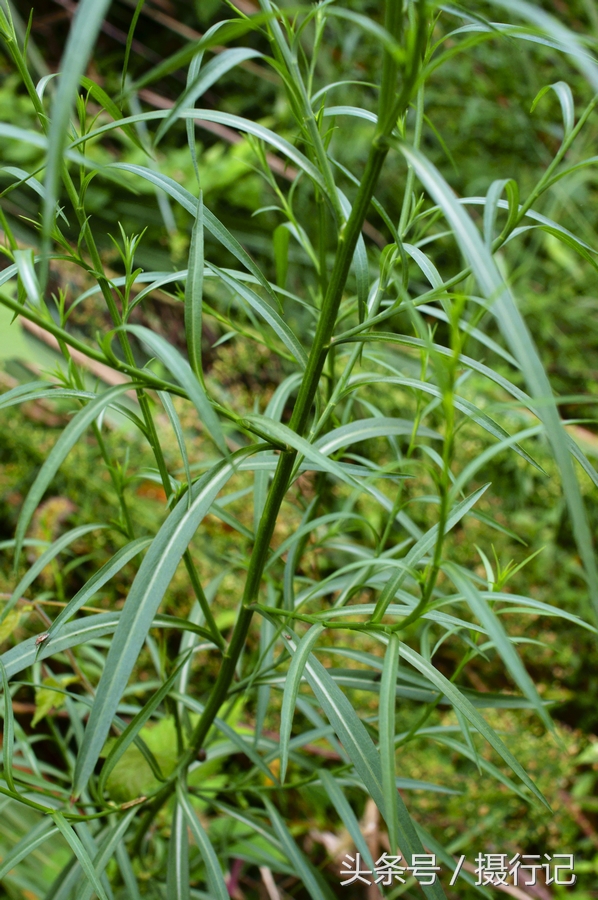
1 0 598 897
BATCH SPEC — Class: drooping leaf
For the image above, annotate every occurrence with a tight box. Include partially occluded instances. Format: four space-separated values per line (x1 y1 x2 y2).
177 783 228 900
13 385 133 569
73 449 259 797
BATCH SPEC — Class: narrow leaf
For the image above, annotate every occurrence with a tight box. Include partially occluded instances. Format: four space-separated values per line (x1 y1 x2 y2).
43 0 113 242
398 643 549 807
51 813 110 900
124 324 227 456
279 624 324 782
177 783 228 900
13 384 132 569
167 801 190 900
185 192 204 381
379 634 400 851
73 451 255 797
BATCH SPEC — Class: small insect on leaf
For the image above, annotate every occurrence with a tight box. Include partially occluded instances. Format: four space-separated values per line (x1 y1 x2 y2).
35 633 49 646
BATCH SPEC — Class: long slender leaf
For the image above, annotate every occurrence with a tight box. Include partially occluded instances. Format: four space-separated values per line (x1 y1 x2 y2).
155 48 263 144
318 770 376 870
13 384 133 569
398 642 549 807
371 484 489 621
108 163 277 302
51 813 110 900
4 523 105 624
445 565 552 731
185 192 205 381
43 0 113 242
75 809 138 900
379 633 400 851
263 798 337 900
124 325 227 456
73 449 259 796
47 537 152 639
167 801 190 900
0 662 16 793
279 629 447 900
398 144 598 617
0 818 60 879
279 624 324 782
177 783 228 900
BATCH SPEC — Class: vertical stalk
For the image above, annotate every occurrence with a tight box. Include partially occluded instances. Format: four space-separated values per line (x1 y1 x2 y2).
183 0 427 766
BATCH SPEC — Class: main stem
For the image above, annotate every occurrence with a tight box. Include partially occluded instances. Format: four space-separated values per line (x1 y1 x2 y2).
131 0 427 849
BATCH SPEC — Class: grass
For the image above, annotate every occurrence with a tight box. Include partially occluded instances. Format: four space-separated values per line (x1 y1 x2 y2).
0 0 597 897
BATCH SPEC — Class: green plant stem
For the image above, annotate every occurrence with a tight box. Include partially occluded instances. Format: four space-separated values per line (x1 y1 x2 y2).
128 5 428 851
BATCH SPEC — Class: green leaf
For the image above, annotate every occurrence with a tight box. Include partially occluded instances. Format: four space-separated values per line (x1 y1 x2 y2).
79 75 145 151
13 384 133 569
87 109 328 195
0 818 60 879
155 48 262 144
75 809 139 900
115 842 143 900
398 143 598 618
5 523 106 624
47 536 153 640
318 770 376 870
242 415 369 494
73 450 255 797
263 798 337 900
121 0 145 95
167 801 190 900
0 612 120 679
398 643 549 807
482 178 519 247
279 624 324 782
314 416 440 455
273 224 290 289
177 783 228 900
14 248 41 306
487 0 598 91
445 564 552 731
51 813 110 900
279 629 447 900
379 633 400 851
185 192 205 381
43 0 114 242
370 485 490 622
0 386 97 411
108 163 277 303
128 16 272 92
174 692 279 786
531 80 574 137
0 661 16 793
346 375 542 471
123 324 227 456
211 265 307 368
1 167 69 223
98 657 189 799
